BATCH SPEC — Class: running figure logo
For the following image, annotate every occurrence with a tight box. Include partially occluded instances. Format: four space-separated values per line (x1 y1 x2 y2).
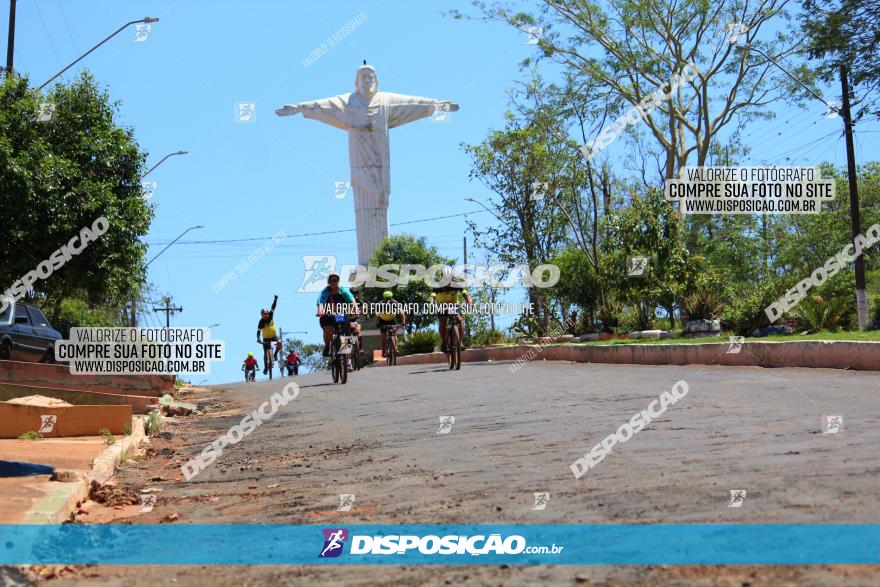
337 494 356 512
318 528 349 558
728 489 747 508
298 255 337 293
532 492 550 511
628 256 648 277
822 414 843 434
727 336 745 354
139 494 157 513
39 415 57 433
333 181 350 200
437 416 455 435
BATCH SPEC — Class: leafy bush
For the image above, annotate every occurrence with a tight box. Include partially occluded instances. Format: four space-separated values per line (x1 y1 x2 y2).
399 330 439 355
471 329 507 347
721 280 786 336
681 274 723 322
795 294 849 330
49 297 117 339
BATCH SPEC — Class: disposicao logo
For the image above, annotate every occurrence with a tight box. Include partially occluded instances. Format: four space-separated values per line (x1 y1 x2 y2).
319 528 349 558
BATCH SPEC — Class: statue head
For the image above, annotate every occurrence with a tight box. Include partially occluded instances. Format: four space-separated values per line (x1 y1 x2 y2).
355 65 378 99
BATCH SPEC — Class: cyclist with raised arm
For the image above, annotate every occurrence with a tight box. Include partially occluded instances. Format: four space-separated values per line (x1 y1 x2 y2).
377 290 406 357
256 295 279 374
317 274 357 357
431 266 473 353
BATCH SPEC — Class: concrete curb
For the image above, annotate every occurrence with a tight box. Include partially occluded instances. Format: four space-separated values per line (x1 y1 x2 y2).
21 417 148 524
391 340 880 371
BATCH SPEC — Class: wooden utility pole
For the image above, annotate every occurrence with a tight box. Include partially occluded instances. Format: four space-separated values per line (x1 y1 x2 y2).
6 0 16 74
839 65 868 327
153 297 183 328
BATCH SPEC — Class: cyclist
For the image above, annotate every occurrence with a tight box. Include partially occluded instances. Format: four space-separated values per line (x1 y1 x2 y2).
377 290 406 357
256 294 279 374
242 352 258 381
274 338 284 362
346 271 364 367
431 266 473 353
317 274 357 357
286 349 301 375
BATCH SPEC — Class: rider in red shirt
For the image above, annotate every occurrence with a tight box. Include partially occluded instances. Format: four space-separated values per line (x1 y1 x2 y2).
286 350 300 375
243 352 258 380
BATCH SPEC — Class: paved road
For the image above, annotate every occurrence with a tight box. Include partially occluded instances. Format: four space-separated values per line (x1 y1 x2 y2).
49 359 880 586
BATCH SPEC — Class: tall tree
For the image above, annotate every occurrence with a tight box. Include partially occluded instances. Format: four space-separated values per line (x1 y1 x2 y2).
0 72 152 319
460 0 800 180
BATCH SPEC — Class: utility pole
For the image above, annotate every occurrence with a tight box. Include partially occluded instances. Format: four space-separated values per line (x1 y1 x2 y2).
463 235 469 341
840 65 868 327
153 296 183 328
6 0 16 74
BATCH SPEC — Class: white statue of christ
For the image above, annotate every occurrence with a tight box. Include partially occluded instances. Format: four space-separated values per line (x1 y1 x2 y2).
275 64 460 264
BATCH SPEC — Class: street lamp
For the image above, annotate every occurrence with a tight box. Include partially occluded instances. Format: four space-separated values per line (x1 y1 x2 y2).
143 150 188 178
38 17 160 90
146 225 203 267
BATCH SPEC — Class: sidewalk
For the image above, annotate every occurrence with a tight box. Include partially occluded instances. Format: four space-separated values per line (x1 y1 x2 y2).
0 417 147 523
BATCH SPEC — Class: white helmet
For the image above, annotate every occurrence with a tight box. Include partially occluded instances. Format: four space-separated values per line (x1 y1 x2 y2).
441 266 454 285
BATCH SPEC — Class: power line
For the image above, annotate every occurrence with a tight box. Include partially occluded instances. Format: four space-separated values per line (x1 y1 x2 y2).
145 209 491 246
55 0 79 53
34 0 63 68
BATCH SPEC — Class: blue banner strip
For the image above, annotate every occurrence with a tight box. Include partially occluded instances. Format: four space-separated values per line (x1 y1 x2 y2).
1 524 877 565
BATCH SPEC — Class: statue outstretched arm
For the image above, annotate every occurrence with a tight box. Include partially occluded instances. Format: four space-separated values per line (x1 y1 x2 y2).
385 93 460 128
275 95 368 131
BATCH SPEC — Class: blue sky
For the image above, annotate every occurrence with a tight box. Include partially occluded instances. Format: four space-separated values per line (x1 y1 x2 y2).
8 0 877 384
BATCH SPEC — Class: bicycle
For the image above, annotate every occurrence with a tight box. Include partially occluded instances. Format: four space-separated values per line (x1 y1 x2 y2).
381 324 400 366
329 315 353 384
241 364 256 382
258 341 274 380
349 322 363 371
443 313 462 371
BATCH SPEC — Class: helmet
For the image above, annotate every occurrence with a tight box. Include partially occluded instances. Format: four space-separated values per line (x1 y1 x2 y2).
248 352 254 357
441 266 454 284
383 290 393 299
260 308 268 314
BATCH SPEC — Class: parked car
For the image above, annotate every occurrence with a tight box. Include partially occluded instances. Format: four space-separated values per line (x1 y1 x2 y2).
0 301 62 362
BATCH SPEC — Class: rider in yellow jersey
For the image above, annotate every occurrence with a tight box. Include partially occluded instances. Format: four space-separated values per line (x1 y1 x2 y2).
377 290 406 357
431 267 473 353
256 295 278 374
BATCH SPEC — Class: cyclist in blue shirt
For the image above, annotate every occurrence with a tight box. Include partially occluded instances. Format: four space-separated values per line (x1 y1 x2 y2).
316 273 357 356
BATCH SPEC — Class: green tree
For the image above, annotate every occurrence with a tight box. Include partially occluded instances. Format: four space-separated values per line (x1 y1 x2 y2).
0 72 152 322
366 234 453 333
463 115 575 335
283 337 326 374
803 0 880 120
459 0 800 179
602 191 695 330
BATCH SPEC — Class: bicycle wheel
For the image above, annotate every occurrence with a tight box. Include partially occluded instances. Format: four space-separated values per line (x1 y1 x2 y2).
448 325 461 370
352 339 361 371
389 334 397 366
340 355 348 384
332 356 340 383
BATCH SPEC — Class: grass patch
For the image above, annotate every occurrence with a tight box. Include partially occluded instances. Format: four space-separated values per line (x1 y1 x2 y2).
17 431 44 440
575 330 880 346
122 423 132 436
144 410 162 437
99 428 115 445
